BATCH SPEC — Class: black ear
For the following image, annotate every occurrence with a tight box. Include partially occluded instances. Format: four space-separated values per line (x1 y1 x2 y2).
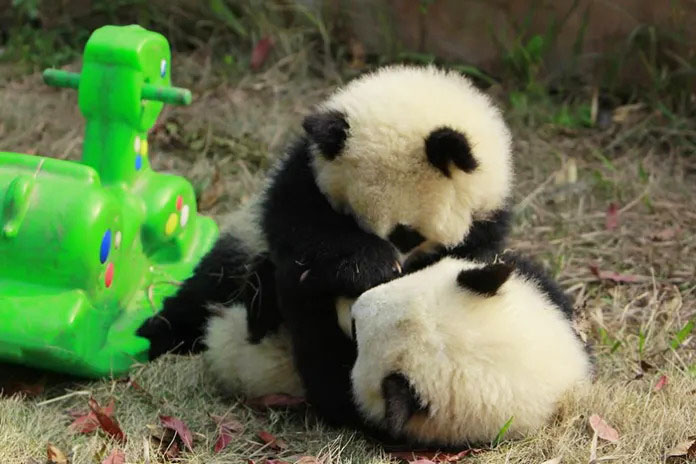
302 110 349 160
425 127 477 177
381 373 426 435
457 262 513 297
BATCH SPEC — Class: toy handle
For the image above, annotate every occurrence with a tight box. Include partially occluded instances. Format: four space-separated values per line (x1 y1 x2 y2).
42 69 192 105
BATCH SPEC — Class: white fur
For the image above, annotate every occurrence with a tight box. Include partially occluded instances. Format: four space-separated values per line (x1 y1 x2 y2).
203 303 303 397
218 192 268 254
350 257 591 445
312 65 513 247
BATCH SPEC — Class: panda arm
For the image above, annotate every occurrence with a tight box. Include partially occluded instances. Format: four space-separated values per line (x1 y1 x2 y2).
137 235 282 359
262 142 400 297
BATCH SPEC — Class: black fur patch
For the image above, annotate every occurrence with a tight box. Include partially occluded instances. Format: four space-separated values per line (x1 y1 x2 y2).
302 110 349 160
382 373 426 435
457 262 513 296
388 224 425 253
425 127 478 177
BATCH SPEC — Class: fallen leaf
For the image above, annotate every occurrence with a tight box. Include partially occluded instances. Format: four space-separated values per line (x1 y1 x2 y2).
540 458 562 464
246 394 306 409
665 436 696 460
605 203 619 230
654 375 669 392
211 414 243 453
89 398 126 443
101 449 125 464
589 265 642 284
650 227 679 241
47 444 68 464
149 427 180 459
589 414 619 443
257 430 287 451
250 37 273 71
160 415 193 452
70 400 115 434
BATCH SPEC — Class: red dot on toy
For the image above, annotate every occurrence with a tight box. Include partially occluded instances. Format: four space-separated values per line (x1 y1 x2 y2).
105 262 114 288
176 195 183 211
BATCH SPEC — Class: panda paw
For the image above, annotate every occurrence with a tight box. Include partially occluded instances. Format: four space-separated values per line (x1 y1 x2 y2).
301 244 401 297
136 315 179 360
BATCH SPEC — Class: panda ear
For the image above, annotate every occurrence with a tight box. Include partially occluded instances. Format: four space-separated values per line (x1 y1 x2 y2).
381 373 426 435
457 262 513 297
302 110 349 160
425 127 478 177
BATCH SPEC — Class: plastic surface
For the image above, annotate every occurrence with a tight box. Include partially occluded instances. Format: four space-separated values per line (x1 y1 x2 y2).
0 25 218 378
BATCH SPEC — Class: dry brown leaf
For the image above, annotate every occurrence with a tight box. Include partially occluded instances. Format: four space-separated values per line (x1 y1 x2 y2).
665 436 696 460
589 414 620 443
89 398 126 443
101 449 125 464
257 430 287 451
250 37 273 71
160 415 193 452
246 393 306 409
650 227 680 241
47 444 68 464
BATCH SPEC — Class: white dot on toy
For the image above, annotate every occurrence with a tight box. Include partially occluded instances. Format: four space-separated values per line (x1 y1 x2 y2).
134 136 141 153
160 59 167 78
114 231 122 249
180 205 189 227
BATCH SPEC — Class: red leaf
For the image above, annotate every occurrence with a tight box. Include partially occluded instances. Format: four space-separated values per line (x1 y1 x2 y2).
605 203 619 230
257 430 287 450
88 398 126 443
211 414 244 453
70 400 115 434
160 415 193 452
589 414 620 443
102 449 125 464
654 375 668 392
250 37 273 71
589 265 641 283
246 394 305 409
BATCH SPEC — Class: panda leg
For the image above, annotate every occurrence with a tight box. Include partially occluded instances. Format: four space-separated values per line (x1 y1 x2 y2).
276 286 361 427
137 234 280 360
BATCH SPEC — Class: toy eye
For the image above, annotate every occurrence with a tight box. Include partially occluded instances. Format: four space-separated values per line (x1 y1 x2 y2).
159 59 167 78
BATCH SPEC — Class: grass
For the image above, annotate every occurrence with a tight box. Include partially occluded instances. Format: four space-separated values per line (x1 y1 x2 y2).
2 9 696 463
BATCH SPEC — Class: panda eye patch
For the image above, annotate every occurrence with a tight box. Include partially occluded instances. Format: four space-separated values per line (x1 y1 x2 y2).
388 224 425 253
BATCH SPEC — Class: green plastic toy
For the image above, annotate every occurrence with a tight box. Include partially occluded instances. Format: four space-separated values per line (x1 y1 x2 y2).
0 25 218 377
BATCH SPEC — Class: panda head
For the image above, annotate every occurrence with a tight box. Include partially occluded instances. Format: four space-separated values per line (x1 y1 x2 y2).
349 256 591 446
303 65 513 252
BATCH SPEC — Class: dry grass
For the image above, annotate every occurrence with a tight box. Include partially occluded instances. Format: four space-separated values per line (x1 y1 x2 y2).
1 52 695 463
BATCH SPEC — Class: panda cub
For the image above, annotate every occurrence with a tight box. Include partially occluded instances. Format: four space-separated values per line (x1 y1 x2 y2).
138 65 514 426
350 253 593 446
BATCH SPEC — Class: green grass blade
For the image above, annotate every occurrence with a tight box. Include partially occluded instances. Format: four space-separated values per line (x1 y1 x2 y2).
492 416 514 447
670 320 695 350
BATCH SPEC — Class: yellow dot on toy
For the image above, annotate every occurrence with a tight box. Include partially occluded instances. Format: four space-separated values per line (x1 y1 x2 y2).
165 213 178 235
141 139 148 156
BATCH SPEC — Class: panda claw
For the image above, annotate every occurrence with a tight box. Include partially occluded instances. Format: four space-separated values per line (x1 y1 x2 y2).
300 269 311 282
394 261 402 275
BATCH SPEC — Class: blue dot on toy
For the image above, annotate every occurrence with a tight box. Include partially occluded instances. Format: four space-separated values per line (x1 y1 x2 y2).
160 59 167 78
100 229 111 264
135 154 143 170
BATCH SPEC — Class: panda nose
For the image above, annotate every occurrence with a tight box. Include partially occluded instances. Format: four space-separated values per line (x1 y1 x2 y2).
388 224 425 253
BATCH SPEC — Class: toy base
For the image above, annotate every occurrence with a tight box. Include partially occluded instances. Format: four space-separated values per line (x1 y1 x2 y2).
0 216 217 378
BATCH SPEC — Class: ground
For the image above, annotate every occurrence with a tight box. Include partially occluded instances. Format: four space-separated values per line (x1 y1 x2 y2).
1 52 695 464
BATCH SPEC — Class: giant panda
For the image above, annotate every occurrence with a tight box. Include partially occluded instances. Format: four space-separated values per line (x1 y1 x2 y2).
349 253 593 447
137 65 514 426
